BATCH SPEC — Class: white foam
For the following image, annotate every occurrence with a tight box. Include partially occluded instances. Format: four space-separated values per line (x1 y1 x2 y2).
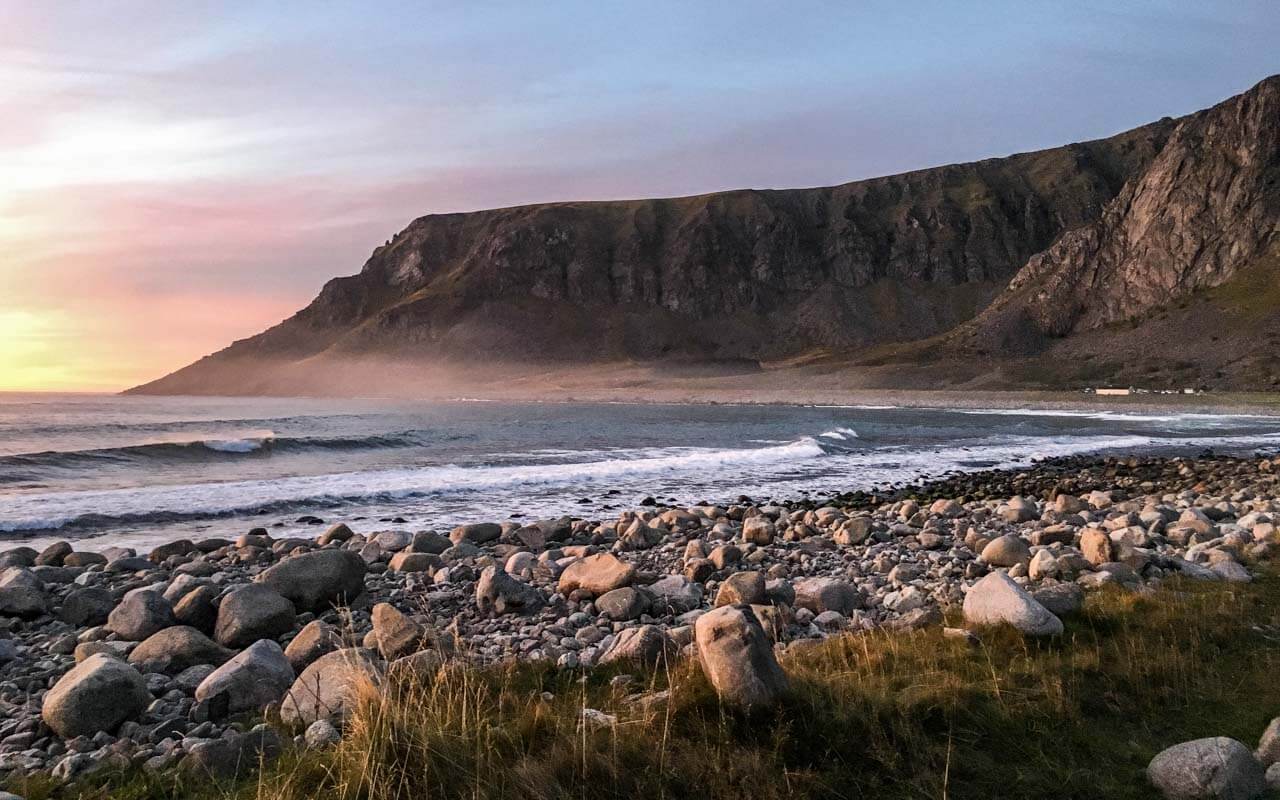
819 427 859 440
201 436 270 453
0 438 826 532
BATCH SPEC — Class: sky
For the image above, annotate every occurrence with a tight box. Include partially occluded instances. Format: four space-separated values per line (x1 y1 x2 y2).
1 1 1277 392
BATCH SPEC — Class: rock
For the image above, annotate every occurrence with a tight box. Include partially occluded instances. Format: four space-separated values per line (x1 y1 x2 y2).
741 517 776 545
42 653 150 738
195 640 295 714
409 530 451 554
1211 560 1252 583
694 605 789 708
557 553 635 596
0 568 46 618
450 522 502 545
317 523 354 546
371 603 426 659
214 584 296 648
388 552 440 573
1080 528 1114 566
128 626 233 675
1259 717 1280 768
35 541 72 566
598 625 677 667
475 567 546 615
646 575 704 613
595 587 649 621
794 577 862 615
980 534 1032 567
388 649 446 679
149 539 197 563
280 648 382 726
618 520 663 550
1028 550 1059 580
107 590 176 641
304 719 342 748
183 727 282 780
1147 737 1264 800
284 620 342 674
715 571 768 607
1031 583 1085 617
963 572 1063 636
173 585 220 633
257 549 366 612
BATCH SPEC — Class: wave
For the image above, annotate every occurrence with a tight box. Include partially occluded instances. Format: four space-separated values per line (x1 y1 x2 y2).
0 438 827 533
0 431 424 470
819 427 859 441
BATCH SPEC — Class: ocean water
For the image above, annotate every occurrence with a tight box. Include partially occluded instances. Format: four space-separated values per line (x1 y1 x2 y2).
3 393 1280 553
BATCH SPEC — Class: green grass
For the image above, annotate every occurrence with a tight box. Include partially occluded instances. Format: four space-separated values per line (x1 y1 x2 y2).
21 574 1280 800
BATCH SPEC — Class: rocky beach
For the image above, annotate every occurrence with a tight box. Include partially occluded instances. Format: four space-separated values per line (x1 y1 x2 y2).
1 449 1280 798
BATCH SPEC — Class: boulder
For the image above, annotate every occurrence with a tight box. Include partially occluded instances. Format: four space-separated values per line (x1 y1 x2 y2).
450 522 502 545
557 553 635 596
598 625 677 667
0 567 47 618
195 640 295 714
128 626 233 675
41 653 150 738
35 541 72 567
715 571 767 607
408 531 451 554
60 587 114 627
284 620 342 674
963 571 1063 636
980 534 1032 567
646 575 704 613
107 591 176 641
475 567 546 615
317 523 354 546
214 584 296 648
149 539 197 563
1031 583 1085 617
173 585 219 633
256 549 366 612
1258 717 1280 768
595 587 649 621
1080 528 1114 566
1147 737 1264 800
183 727 283 780
371 603 426 660
794 577 862 615
389 552 440 573
741 517 775 545
694 605 789 708
280 648 382 726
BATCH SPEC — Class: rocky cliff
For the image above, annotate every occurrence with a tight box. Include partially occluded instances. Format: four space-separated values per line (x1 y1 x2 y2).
131 76 1279 396
950 74 1279 358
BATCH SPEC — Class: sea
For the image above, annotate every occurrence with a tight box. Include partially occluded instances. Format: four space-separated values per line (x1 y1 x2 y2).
3 393 1280 553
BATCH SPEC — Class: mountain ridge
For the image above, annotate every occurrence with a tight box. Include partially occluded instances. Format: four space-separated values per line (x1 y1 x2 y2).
130 76 1279 396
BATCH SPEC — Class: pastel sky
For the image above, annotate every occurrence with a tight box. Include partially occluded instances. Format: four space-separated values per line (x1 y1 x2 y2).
2 1 1277 391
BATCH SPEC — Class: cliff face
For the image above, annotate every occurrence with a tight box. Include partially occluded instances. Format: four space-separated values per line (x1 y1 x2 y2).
957 75 1279 355
131 76 1279 396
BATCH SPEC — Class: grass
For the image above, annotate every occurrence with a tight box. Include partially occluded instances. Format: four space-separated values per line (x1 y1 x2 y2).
20 574 1280 800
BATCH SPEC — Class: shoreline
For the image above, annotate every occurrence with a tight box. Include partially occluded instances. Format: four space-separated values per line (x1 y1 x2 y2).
1 449 1278 796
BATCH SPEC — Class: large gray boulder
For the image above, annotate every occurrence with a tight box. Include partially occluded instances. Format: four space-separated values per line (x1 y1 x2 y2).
107 590 176 641
214 584 296 648
183 727 283 780
475 567 546 616
646 574 704 613
59 586 114 627
0 567 47 618
128 626 233 675
693 605 789 708
794 577 862 615
963 571 1063 636
280 648 381 726
1147 737 1265 800
42 653 150 738
195 640 295 714
557 553 635 596
980 534 1032 567
257 549 366 612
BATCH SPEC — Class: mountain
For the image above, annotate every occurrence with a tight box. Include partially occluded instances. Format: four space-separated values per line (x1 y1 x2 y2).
131 76 1279 396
